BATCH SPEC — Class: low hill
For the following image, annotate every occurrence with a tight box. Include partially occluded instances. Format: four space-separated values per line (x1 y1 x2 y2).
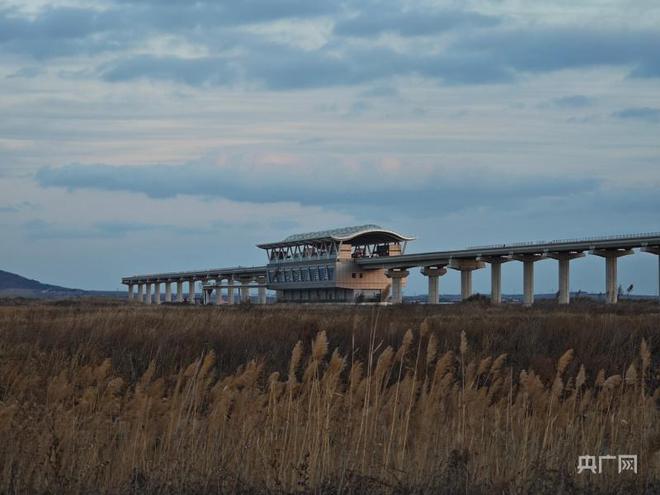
0 269 85 298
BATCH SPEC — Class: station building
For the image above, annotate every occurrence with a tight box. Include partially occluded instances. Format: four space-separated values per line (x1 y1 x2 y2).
257 224 414 302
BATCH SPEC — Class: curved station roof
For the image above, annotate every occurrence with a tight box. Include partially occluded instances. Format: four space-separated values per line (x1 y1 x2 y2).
257 224 415 249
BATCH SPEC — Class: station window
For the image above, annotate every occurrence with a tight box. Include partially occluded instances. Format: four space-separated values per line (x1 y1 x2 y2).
351 273 356 278
327 266 334 280
319 266 327 281
292 270 299 282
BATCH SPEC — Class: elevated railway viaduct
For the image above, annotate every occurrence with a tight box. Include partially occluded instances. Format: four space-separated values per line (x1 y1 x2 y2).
122 226 660 306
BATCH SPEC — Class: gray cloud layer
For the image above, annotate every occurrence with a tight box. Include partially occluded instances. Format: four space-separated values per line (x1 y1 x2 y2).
2 3 659 89
613 107 660 123
35 162 601 215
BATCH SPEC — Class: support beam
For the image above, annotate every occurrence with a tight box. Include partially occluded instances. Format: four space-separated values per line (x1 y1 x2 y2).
227 278 235 305
385 269 409 304
482 256 511 305
165 282 172 303
642 246 660 303
204 288 213 305
145 283 152 305
512 254 546 307
591 249 634 304
188 279 196 305
215 280 224 305
239 277 251 303
449 259 485 301
137 283 144 303
257 277 267 304
547 252 585 304
421 266 447 304
176 280 183 303
154 282 161 305
127 283 134 301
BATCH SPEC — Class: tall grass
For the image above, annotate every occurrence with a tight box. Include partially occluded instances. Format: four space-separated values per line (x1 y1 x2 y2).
0 302 658 493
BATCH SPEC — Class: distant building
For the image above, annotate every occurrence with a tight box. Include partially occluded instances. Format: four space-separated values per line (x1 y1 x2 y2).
257 224 414 303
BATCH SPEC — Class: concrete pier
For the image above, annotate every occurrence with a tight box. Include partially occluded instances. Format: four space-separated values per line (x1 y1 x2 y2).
145 283 152 305
449 259 485 301
512 254 545 307
227 278 235 305
482 256 510 305
642 246 660 302
165 282 172 303
257 276 267 304
386 269 409 304
491 262 501 305
215 280 224 305
127 284 134 301
240 278 251 303
592 249 633 304
421 266 446 304
547 252 585 304
176 281 183 303
137 283 144 303
188 280 196 305
154 282 161 305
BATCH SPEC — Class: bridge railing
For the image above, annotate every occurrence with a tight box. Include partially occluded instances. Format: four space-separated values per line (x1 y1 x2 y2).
467 232 660 250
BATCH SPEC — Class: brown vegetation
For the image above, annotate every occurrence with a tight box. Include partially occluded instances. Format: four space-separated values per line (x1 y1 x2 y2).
0 301 658 494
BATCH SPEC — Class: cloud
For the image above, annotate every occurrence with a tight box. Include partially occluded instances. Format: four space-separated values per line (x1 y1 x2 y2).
334 7 499 37
0 2 338 60
0 6 128 59
612 107 660 123
455 27 660 78
3 2 659 91
0 201 34 213
34 161 600 215
100 43 516 89
101 55 234 86
550 95 593 108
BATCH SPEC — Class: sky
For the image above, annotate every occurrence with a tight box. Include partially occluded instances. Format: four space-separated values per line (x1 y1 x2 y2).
1 0 659 295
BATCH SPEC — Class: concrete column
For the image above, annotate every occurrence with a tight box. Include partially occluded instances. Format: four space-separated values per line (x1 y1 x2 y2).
386 269 409 304
482 256 511 305
188 280 196 305
547 252 585 304
421 266 447 304
606 256 617 304
642 247 660 303
592 249 633 304
165 282 172 303
523 261 534 307
176 280 183 303
449 259 485 301
558 258 570 304
227 278 235 305
137 283 144 303
127 284 134 301
145 283 152 305
512 254 546 307
240 278 251 303
154 282 161 305
491 262 502 305
257 277 267 304
460 271 472 300
204 288 213 305
215 280 224 305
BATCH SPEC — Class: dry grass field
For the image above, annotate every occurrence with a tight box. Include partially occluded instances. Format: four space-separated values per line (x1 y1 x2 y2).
0 300 658 494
